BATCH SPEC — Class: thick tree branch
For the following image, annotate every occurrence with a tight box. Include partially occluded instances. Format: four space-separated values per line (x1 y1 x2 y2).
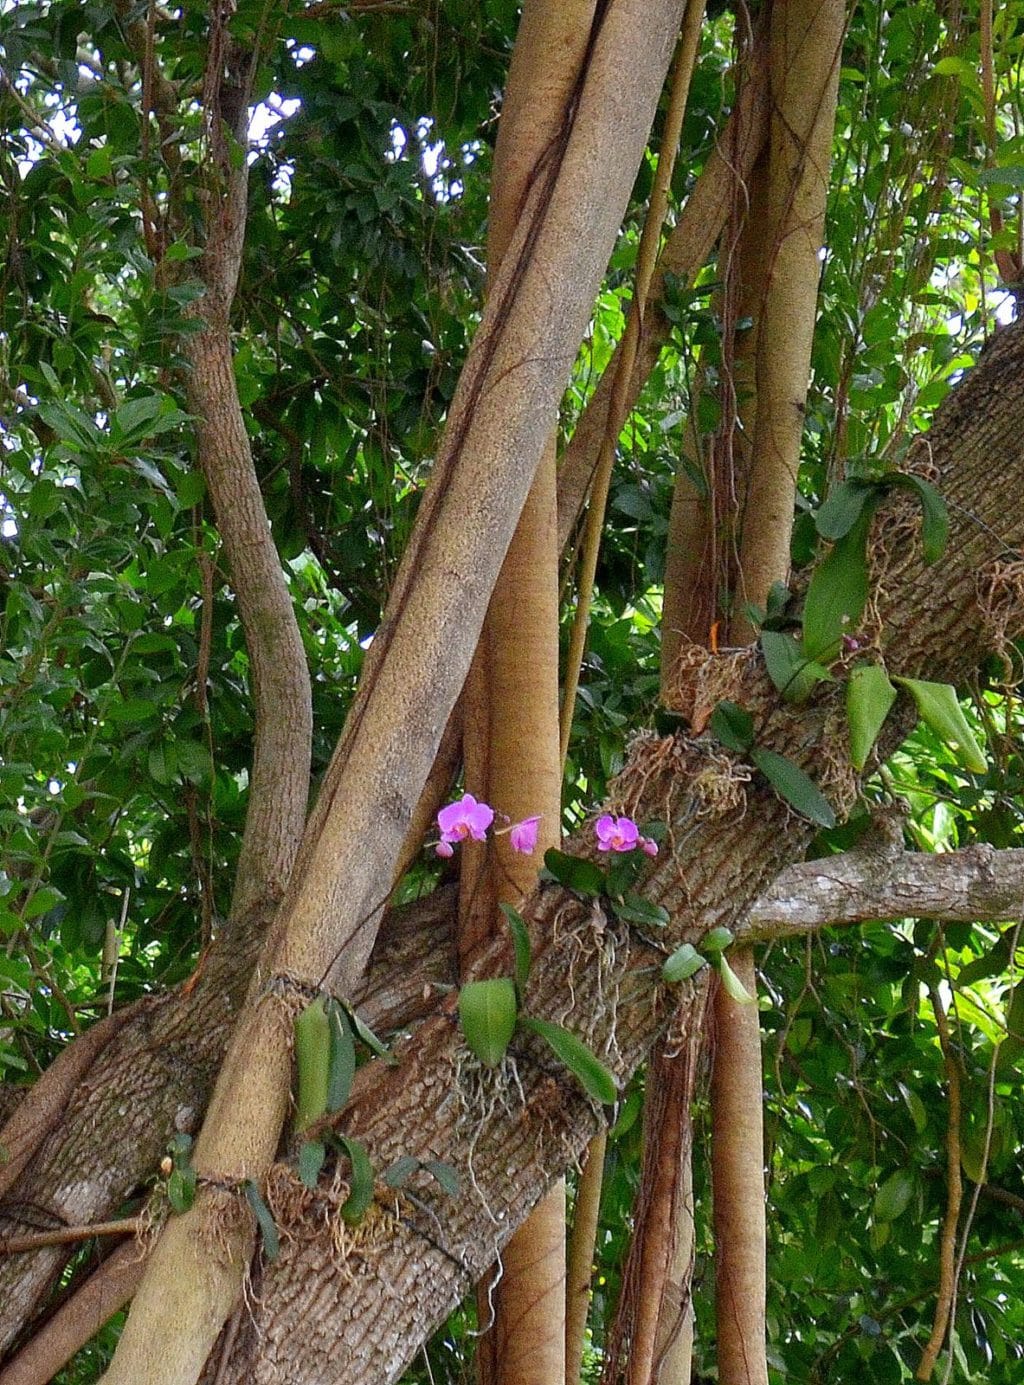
742 844 1024 940
210 319 1024 1385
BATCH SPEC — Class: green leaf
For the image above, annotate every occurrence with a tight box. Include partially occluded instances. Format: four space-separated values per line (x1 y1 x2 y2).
167 1163 196 1214
244 1180 280 1260
520 1017 618 1104
710 700 755 754
751 748 837 828
815 480 876 540
22 886 64 921
383 1154 420 1189
802 512 871 661
298 1139 326 1190
543 848 605 897
326 1001 356 1113
294 997 331 1132
662 943 706 983
421 1159 460 1197
343 1004 396 1064
873 1168 915 1223
500 902 532 992
761 630 832 704
715 954 756 1004
847 664 898 771
894 678 987 773
887 474 949 563
702 927 735 953
338 1136 374 1225
610 891 669 929
458 977 518 1067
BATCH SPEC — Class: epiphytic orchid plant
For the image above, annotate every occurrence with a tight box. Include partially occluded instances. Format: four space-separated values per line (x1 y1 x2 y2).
434 799 656 860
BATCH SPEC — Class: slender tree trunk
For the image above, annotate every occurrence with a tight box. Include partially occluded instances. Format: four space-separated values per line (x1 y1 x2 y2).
459 9 596 1382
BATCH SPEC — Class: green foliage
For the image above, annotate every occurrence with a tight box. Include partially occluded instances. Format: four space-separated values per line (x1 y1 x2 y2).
5 0 1024 1380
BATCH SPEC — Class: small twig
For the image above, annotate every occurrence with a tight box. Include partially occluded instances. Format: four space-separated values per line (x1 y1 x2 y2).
0 1216 144 1256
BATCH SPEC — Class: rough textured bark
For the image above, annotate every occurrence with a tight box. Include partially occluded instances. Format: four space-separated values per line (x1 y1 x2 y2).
99 7 690 1382
203 321 1024 1384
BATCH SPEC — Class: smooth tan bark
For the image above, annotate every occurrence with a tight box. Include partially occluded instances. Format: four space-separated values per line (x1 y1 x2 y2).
731 0 845 642
461 8 596 1380
100 7 689 1383
564 1127 606 1381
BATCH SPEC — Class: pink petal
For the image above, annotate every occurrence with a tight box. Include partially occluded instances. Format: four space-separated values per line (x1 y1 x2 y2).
465 799 495 841
509 815 541 854
594 814 616 845
435 839 454 858
641 837 659 857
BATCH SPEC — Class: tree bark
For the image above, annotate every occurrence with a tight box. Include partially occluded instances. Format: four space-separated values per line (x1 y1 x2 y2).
203 321 1024 1384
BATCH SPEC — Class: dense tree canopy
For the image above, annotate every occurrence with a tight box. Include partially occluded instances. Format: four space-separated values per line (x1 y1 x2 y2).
2 1 1024 1383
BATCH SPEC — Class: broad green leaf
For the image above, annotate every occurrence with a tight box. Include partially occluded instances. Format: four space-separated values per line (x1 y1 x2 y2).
887 474 949 563
543 848 605 897
500 902 532 992
244 1180 280 1260
847 664 897 770
338 1136 374 1225
702 927 735 953
710 700 755 753
873 1168 914 1222
298 1139 326 1190
610 891 669 929
326 1001 356 1113
662 943 706 983
520 1016 618 1104
383 1154 420 1189
751 747 837 828
802 512 871 661
814 479 876 540
715 955 756 1004
458 977 518 1067
894 678 987 773
22 886 64 921
294 997 331 1132
167 1163 196 1214
344 1004 396 1063
761 630 832 704
422 1160 460 1197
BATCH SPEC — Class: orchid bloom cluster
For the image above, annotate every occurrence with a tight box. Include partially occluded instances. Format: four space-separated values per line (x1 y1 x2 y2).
435 795 540 858
434 796 657 860
595 814 658 857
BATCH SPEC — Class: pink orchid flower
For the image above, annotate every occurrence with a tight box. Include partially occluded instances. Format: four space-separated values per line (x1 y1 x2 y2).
595 814 640 852
508 815 541 854
435 794 495 856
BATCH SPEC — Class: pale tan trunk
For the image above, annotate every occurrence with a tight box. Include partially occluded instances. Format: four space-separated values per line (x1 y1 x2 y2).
711 8 843 1382
99 7 688 1383
731 0 845 642
461 7 597 1380
564 1127 606 1381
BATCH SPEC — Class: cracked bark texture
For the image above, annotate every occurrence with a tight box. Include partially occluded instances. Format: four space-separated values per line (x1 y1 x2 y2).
204 324 1024 1383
